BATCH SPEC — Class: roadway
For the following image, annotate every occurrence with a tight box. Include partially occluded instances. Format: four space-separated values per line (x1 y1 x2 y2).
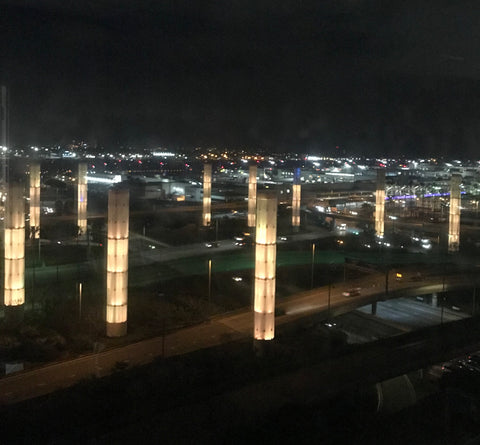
335 296 470 345
41 201 247 223
0 269 475 405
357 296 468 330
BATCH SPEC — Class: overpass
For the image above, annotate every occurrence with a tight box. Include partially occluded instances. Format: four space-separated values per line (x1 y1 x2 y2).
0 270 475 405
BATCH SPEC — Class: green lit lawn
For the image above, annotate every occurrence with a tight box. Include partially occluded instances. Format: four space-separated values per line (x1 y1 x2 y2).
157 248 450 279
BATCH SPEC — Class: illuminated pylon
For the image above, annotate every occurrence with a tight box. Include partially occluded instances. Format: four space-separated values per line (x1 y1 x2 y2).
292 167 301 230
248 165 257 228
254 191 277 341
77 162 87 237
4 183 24 306
29 162 40 239
106 188 129 337
375 169 385 237
448 174 461 253
202 163 212 226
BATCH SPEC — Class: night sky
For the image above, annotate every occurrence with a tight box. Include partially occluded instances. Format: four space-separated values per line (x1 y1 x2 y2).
1 0 480 157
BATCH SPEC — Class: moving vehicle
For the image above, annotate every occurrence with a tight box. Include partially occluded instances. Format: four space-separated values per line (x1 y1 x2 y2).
342 287 361 297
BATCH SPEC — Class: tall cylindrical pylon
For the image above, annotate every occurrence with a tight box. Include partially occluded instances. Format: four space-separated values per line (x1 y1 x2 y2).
254 191 278 341
29 162 40 239
375 169 385 237
247 164 257 228
77 162 88 237
292 167 301 231
202 163 212 226
106 188 129 337
4 183 25 307
448 174 461 253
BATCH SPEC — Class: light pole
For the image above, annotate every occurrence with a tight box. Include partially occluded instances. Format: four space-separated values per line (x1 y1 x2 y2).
78 282 82 321
310 243 316 289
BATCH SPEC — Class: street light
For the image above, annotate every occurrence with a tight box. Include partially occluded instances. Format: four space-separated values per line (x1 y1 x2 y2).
78 282 83 320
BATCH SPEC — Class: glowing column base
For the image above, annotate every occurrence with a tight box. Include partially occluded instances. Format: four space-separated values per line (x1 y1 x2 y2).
106 304 128 337
254 311 274 340
106 270 128 336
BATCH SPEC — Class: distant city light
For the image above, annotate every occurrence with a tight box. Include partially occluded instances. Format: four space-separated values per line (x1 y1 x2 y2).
153 151 175 157
86 174 122 184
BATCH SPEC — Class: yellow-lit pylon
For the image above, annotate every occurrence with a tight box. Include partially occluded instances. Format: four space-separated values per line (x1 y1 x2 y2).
254 191 278 341
448 174 461 253
248 164 257 228
77 162 87 237
202 163 212 226
375 169 385 237
29 162 40 239
4 184 25 306
292 167 301 230
106 188 129 337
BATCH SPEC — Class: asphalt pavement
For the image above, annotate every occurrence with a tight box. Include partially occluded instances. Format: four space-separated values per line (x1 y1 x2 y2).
0 269 475 405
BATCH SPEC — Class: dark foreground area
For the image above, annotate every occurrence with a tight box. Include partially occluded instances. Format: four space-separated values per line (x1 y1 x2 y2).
3 316 480 444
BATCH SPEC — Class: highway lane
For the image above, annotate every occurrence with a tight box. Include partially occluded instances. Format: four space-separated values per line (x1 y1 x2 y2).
358 297 468 328
0 271 475 405
41 201 247 223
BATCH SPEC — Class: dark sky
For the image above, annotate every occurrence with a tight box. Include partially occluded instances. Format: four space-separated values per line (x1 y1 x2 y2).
1 0 480 157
